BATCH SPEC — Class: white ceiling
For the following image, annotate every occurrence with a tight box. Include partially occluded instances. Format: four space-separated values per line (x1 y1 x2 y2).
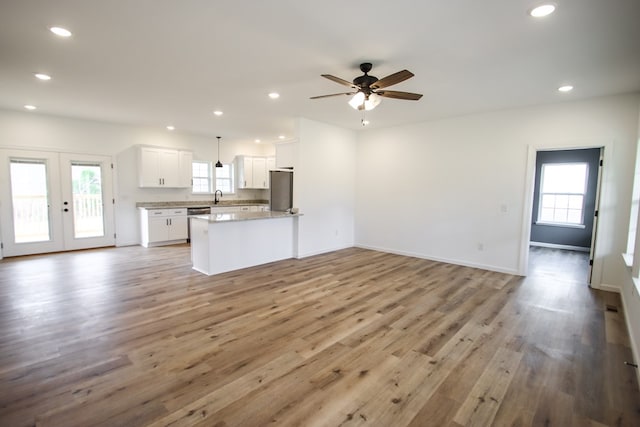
1 0 639 145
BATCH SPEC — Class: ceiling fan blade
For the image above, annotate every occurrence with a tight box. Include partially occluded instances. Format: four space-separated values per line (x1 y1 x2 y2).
321 74 356 88
376 90 423 100
310 92 355 99
371 70 414 89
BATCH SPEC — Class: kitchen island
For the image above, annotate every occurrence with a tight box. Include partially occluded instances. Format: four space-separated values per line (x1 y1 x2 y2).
190 211 301 276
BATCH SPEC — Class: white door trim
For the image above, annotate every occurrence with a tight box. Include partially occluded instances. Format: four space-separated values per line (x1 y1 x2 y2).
519 140 611 289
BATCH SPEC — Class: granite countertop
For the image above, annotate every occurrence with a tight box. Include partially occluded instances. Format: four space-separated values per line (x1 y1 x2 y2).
191 211 302 223
136 200 268 209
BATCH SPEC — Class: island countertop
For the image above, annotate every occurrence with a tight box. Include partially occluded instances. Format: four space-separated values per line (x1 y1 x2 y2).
191 211 302 223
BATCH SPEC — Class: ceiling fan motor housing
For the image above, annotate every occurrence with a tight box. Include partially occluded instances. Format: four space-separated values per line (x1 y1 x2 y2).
354 63 378 94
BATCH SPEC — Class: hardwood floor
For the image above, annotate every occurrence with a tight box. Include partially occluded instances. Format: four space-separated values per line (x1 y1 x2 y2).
0 245 638 426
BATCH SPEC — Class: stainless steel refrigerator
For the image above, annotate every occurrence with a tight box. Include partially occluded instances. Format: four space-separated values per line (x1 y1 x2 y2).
269 170 293 212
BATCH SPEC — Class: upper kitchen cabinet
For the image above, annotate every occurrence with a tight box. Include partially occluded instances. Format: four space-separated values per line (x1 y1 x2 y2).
138 146 192 188
236 156 269 189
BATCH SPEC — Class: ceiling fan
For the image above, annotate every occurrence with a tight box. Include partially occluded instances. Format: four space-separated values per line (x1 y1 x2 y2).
310 62 423 111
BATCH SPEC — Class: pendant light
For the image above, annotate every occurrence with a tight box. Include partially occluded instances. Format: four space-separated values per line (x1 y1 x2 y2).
215 136 223 168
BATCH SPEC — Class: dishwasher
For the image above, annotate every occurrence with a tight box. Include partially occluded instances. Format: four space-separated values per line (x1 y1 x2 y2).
186 207 211 242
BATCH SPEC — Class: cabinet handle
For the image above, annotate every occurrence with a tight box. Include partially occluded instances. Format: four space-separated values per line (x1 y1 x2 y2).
159 178 162 185
244 180 247 187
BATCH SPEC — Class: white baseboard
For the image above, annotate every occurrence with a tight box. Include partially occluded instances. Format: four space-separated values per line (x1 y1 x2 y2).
590 282 621 293
296 243 354 259
618 285 640 388
354 244 520 276
530 241 590 252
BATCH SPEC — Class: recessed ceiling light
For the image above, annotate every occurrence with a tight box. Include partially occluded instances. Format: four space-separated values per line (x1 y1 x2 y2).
213 110 223 116
558 85 574 92
34 73 51 81
24 105 37 110
255 139 261 143
268 92 280 99
529 4 556 18
50 26 72 37
278 135 285 139
166 125 175 131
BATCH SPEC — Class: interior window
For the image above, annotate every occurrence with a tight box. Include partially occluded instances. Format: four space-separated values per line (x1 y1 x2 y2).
538 163 588 226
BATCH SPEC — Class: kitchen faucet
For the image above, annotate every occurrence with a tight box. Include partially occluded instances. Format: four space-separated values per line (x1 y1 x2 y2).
214 190 222 204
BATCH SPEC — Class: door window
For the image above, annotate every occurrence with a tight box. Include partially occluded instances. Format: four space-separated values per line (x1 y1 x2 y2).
9 159 51 243
71 163 104 238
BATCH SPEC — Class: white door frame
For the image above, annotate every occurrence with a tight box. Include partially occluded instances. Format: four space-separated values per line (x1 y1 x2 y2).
519 140 612 289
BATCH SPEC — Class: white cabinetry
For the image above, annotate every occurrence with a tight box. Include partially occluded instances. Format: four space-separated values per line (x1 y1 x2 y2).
140 208 188 247
236 156 269 189
138 146 192 188
179 151 193 188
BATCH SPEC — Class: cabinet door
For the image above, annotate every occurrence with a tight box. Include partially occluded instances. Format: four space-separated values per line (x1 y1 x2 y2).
139 147 161 187
252 157 267 189
179 151 193 188
241 157 254 189
167 215 188 240
148 217 169 243
158 150 180 187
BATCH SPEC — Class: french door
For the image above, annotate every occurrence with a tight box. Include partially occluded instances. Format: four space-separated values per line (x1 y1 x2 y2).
0 149 115 257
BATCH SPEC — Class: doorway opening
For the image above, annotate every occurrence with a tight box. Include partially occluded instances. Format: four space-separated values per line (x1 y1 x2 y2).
524 147 603 286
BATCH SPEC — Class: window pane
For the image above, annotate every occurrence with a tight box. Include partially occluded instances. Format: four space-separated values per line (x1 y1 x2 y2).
555 194 569 208
568 195 583 209
567 209 582 224
541 163 588 193
553 209 567 223
541 194 556 208
540 208 555 221
10 160 51 243
71 164 104 238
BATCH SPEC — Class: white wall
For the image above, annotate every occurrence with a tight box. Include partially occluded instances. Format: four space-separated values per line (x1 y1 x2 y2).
355 93 640 283
295 118 356 257
621 106 640 382
0 109 274 246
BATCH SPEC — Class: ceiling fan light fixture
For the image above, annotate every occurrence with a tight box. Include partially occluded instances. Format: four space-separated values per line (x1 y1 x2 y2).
348 92 365 110
364 93 382 111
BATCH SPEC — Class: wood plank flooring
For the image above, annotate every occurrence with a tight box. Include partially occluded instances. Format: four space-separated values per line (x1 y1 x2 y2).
0 245 638 426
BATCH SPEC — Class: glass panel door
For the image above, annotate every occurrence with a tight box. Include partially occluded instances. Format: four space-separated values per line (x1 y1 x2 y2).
9 160 51 243
60 153 114 251
0 149 64 256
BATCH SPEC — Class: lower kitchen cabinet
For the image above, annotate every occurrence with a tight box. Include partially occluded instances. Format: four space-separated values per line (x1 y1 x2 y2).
140 208 188 247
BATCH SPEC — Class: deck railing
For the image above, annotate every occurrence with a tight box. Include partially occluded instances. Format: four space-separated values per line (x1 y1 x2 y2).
12 194 104 241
